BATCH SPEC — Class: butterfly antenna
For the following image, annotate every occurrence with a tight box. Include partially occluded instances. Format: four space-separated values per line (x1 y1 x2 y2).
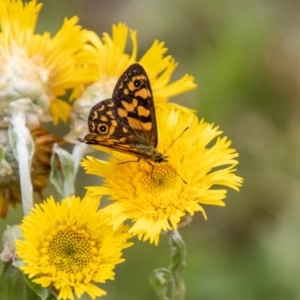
162 127 189 184
176 172 187 184
163 127 189 155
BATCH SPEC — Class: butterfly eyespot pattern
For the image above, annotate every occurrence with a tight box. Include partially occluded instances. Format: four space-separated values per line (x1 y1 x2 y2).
134 79 142 88
99 125 108 133
78 63 168 164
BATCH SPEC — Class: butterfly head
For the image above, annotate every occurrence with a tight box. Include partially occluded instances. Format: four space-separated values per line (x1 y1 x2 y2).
152 150 168 163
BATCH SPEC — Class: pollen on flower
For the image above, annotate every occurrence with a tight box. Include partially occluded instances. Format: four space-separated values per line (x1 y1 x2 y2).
138 163 178 196
47 227 93 274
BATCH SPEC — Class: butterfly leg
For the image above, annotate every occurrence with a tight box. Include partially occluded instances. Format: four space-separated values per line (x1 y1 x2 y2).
147 162 156 180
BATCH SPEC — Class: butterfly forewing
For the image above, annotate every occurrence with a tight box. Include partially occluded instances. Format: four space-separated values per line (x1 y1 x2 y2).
112 64 158 148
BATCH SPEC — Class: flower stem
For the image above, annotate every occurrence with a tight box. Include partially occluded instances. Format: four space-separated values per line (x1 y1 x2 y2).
168 230 186 300
9 112 34 216
149 230 186 300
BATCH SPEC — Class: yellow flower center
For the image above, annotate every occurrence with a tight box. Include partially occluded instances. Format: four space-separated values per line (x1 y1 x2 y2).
138 163 178 196
47 226 94 274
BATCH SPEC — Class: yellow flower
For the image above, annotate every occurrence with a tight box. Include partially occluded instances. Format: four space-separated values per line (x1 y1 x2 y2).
0 0 98 124
81 107 243 245
66 23 196 143
16 194 132 300
83 22 196 103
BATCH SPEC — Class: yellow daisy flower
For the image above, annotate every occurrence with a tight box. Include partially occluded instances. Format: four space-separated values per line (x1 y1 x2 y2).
66 23 196 143
84 23 196 102
81 107 243 245
16 194 132 300
0 0 97 124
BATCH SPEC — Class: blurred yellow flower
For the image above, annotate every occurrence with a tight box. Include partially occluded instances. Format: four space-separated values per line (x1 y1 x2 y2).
16 194 132 300
83 22 196 104
0 0 97 124
81 107 243 245
66 23 196 143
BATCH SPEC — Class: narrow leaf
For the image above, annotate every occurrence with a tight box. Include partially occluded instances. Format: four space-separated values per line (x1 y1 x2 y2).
149 268 172 300
0 263 40 300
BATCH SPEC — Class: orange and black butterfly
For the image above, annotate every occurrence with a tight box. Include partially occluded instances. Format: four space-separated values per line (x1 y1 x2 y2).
78 63 167 163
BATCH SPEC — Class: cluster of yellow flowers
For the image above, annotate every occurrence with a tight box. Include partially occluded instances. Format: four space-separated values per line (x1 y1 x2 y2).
0 0 243 299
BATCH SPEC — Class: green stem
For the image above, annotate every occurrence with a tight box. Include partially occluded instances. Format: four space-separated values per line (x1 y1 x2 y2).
9 112 34 216
168 230 186 300
149 230 187 300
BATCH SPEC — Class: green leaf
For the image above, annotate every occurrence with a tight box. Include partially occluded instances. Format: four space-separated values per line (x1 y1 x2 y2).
149 231 187 300
50 151 64 196
149 268 172 300
0 263 40 300
168 231 186 300
169 231 186 282
50 145 75 198
24 274 56 300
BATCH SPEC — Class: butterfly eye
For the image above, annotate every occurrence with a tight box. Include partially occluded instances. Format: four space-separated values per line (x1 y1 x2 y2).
98 124 108 134
134 79 143 88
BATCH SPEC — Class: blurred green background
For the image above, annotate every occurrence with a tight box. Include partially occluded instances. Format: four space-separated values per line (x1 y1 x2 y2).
2 0 300 299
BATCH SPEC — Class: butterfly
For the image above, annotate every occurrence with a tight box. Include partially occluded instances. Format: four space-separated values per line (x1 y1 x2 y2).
78 63 168 163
